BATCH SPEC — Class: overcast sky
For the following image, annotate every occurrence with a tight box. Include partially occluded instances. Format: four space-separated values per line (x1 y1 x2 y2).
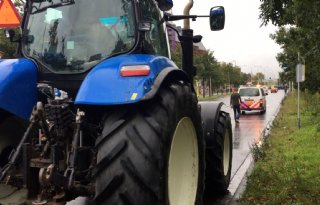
172 0 282 79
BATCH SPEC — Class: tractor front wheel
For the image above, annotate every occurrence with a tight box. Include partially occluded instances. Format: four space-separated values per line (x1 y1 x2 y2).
94 81 205 205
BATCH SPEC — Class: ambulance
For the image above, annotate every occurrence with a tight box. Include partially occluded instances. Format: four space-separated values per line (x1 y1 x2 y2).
238 86 267 114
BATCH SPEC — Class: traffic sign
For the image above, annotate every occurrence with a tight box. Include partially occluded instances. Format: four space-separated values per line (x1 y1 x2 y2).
0 0 21 28
296 63 305 82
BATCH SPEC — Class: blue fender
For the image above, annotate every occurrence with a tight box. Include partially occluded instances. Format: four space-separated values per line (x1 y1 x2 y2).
0 59 38 120
75 54 180 105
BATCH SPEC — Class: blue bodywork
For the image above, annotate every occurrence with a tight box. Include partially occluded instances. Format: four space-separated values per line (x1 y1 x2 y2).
0 58 37 120
0 54 178 119
75 54 177 105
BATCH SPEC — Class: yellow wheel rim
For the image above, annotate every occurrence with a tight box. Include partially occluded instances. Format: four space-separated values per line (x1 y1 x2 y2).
168 117 199 205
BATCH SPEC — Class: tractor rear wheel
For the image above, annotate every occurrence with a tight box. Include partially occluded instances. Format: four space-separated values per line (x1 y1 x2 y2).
94 81 205 205
204 111 232 194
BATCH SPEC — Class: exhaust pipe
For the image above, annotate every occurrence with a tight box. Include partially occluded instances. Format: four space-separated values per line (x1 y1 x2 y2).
183 0 193 29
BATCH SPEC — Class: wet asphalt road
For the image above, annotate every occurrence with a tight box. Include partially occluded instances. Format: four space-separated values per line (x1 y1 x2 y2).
204 90 285 205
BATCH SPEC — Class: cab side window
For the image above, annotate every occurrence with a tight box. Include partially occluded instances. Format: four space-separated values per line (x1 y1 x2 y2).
140 0 169 57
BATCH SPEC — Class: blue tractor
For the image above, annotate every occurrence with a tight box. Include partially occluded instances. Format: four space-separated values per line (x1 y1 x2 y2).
0 0 232 204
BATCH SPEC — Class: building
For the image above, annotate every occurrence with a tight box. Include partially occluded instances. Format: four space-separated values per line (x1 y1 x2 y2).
166 22 207 54
166 21 181 51
193 42 207 55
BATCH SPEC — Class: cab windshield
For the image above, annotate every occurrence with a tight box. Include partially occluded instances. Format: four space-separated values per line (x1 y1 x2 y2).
23 0 136 74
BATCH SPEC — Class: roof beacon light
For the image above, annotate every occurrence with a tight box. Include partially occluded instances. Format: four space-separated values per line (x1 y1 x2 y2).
120 65 150 77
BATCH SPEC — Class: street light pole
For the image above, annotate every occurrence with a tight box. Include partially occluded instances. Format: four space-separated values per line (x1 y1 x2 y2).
297 78 300 129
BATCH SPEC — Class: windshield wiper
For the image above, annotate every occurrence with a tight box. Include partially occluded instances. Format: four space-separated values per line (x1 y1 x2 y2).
31 0 75 14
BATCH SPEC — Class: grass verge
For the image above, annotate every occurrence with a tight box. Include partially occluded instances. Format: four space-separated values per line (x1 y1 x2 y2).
239 92 320 205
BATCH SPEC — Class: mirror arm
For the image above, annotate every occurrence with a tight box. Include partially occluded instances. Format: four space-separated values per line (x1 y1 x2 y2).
163 14 209 22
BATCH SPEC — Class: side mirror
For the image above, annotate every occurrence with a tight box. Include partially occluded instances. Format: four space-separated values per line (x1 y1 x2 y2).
24 35 35 44
210 6 225 31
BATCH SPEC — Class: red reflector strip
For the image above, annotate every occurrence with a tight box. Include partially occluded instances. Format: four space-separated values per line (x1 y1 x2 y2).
120 65 150 77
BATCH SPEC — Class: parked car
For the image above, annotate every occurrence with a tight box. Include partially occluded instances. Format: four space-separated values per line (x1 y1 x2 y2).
238 86 267 114
271 86 278 93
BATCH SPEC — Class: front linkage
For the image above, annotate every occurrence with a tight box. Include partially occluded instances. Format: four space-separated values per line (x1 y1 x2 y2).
0 85 96 204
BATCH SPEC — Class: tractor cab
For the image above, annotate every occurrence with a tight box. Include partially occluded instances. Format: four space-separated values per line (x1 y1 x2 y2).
4 0 171 97
24 0 173 71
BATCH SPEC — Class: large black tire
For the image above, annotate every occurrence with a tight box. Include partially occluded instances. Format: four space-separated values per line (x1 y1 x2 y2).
94 81 205 205
204 111 232 194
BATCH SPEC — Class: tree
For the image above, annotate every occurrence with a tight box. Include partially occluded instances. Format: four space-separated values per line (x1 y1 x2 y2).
170 45 182 69
171 45 252 96
240 72 251 85
252 72 265 84
195 50 218 81
194 50 219 97
259 0 294 26
228 65 242 87
0 0 24 58
259 0 320 92
0 30 19 58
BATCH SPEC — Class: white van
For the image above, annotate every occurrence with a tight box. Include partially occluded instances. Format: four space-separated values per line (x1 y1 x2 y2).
238 87 267 114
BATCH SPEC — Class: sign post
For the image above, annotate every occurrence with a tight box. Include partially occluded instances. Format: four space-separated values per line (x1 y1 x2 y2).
0 0 21 28
296 62 305 129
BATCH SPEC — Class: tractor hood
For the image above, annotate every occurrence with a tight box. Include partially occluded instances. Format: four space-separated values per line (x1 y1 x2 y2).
0 59 37 120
